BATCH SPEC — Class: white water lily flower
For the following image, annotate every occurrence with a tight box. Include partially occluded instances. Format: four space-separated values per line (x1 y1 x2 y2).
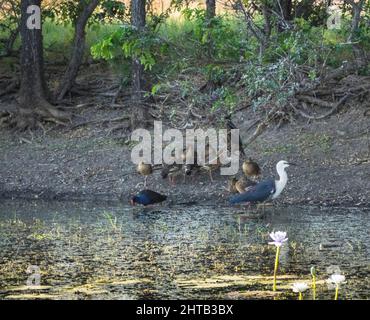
292 282 309 293
268 231 288 247
328 274 346 285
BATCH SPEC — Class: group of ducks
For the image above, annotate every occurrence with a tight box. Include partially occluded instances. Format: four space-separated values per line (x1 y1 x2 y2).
227 160 261 194
131 144 295 208
135 143 226 188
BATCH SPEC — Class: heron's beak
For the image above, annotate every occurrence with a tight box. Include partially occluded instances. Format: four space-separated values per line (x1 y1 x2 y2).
288 162 297 166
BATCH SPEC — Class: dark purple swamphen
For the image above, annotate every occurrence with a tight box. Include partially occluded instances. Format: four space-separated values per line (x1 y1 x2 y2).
130 190 167 206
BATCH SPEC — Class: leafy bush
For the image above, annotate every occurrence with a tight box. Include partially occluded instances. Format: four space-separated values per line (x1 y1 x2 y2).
182 8 250 61
241 58 299 113
91 24 168 71
48 0 127 26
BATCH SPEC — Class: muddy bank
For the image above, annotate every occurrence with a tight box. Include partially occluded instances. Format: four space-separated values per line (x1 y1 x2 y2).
0 99 369 207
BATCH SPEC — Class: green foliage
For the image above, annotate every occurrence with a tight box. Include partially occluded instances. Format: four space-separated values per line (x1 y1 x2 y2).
48 0 127 26
91 24 168 71
261 16 365 69
357 2 370 50
97 0 127 23
3 0 369 114
241 58 298 112
204 64 226 85
0 0 20 54
182 8 250 60
211 87 238 113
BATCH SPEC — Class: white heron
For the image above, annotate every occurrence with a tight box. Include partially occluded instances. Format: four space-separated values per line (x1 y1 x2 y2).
229 160 295 205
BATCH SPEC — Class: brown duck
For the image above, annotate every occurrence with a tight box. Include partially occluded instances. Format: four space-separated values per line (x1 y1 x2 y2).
161 162 182 185
228 177 239 193
137 161 153 187
235 176 257 193
200 143 221 182
242 158 261 178
182 145 199 181
228 176 257 194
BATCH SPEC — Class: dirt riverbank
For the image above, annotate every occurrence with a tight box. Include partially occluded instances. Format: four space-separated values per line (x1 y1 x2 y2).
0 92 369 207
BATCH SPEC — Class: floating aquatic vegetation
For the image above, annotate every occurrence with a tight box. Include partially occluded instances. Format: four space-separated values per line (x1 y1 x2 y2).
268 231 288 291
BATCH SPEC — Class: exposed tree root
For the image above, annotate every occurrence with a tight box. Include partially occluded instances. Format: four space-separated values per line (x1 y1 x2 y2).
294 95 350 120
1 100 70 131
296 95 335 108
0 79 19 97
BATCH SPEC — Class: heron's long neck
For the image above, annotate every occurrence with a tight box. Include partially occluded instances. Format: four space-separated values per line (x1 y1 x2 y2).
273 167 288 199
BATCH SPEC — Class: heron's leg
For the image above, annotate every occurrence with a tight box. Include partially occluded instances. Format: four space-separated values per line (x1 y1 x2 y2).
209 170 214 182
255 204 259 213
144 176 148 188
255 203 266 216
256 203 262 213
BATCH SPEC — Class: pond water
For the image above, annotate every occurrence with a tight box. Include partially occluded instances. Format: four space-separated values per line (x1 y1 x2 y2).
0 200 368 300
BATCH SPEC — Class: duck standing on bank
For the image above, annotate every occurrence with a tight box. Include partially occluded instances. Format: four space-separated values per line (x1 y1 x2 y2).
182 145 199 181
228 177 239 193
242 158 261 180
200 143 221 182
230 160 295 205
161 162 182 185
234 176 257 193
228 176 257 194
228 158 261 194
136 161 153 188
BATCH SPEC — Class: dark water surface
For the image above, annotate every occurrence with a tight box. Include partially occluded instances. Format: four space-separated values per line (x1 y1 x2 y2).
0 200 368 300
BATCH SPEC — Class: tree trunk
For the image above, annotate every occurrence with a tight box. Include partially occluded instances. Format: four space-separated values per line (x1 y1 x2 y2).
294 0 315 19
19 0 46 106
259 4 271 59
280 0 292 21
345 0 364 42
130 0 147 129
56 0 99 101
276 0 292 31
204 0 216 57
17 0 68 129
234 0 270 59
205 0 216 20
